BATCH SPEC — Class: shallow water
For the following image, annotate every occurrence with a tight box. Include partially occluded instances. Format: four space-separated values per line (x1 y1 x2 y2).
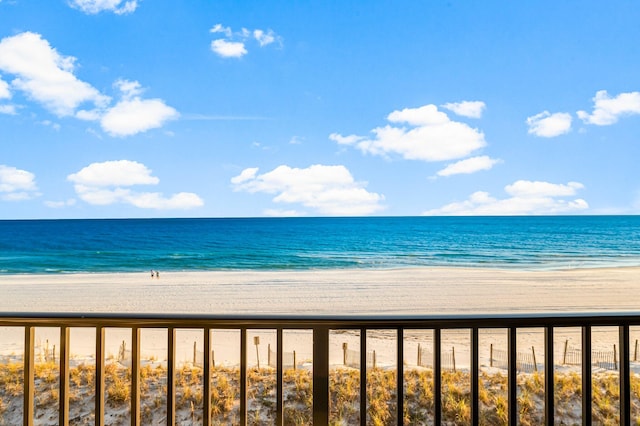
2 216 640 273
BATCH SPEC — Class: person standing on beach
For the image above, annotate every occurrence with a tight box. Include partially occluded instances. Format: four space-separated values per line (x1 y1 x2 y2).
150 269 155 279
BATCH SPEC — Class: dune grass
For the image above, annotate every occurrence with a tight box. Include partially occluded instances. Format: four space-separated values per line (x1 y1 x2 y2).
1 360 640 425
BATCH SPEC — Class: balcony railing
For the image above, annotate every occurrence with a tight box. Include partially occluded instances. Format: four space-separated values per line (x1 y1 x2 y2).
0 312 638 425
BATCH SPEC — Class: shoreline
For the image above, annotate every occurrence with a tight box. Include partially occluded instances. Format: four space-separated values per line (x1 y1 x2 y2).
0 265 639 315
3 260 640 275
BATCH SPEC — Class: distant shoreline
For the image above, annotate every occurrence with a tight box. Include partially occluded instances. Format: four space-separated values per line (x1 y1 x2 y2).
3 261 640 275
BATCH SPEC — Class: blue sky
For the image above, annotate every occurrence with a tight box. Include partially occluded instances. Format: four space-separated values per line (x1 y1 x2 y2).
1 0 639 219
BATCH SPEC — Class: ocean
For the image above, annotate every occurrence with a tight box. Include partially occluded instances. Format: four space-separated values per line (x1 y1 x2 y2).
1 216 640 274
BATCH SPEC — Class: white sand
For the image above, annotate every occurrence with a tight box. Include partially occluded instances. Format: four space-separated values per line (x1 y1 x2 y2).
1 266 639 315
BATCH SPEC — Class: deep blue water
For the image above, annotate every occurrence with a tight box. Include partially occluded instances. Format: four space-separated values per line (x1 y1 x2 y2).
1 216 640 274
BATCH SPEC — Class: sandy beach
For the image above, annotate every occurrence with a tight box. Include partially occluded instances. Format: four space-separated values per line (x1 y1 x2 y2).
1 266 640 315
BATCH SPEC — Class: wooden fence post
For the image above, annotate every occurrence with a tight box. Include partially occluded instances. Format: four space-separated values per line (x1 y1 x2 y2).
635 339 638 362
532 346 538 372
373 350 377 369
614 344 618 370
211 350 215 368
254 336 260 369
267 343 271 368
342 342 348 366
293 350 297 370
417 343 421 366
193 341 197 365
490 344 493 367
563 339 569 365
452 347 456 372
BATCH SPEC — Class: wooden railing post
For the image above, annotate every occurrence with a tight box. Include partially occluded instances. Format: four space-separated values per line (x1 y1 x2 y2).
313 326 330 425
276 328 283 426
582 326 592 425
544 326 554 426
131 327 140 426
59 326 70 426
95 326 105 426
240 328 247 425
470 328 479 426
396 329 404 426
620 325 631 426
23 326 34 426
434 328 441 425
508 327 517 426
203 328 211 426
167 327 176 426
360 329 367 426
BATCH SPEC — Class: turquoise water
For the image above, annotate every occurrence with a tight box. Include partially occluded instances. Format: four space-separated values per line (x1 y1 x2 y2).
1 216 640 274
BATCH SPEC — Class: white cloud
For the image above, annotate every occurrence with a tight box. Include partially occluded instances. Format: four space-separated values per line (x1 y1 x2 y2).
95 79 178 136
264 209 305 217
44 199 76 208
0 77 10 99
289 136 303 145
0 33 177 137
68 160 203 210
577 90 640 125
210 24 232 37
101 97 179 137
68 160 159 187
41 120 61 131
253 29 276 47
0 165 39 201
0 32 109 116
505 180 583 197
230 167 258 184
436 156 501 177
210 39 248 58
231 164 385 216
210 24 281 58
0 78 16 115
330 133 364 145
114 78 143 99
330 104 486 162
126 192 204 210
0 104 16 115
423 180 588 216
526 111 572 137
442 101 486 118
68 0 138 15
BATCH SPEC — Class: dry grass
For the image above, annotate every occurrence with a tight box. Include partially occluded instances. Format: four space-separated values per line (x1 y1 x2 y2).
4 360 640 425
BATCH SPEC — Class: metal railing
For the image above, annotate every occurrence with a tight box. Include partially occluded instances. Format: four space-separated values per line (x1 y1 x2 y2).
0 311 638 425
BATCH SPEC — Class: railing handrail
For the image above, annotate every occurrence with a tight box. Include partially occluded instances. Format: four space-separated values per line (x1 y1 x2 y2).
3 310 640 327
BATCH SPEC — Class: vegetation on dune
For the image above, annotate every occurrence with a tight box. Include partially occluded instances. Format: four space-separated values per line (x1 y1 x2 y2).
1 360 640 425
